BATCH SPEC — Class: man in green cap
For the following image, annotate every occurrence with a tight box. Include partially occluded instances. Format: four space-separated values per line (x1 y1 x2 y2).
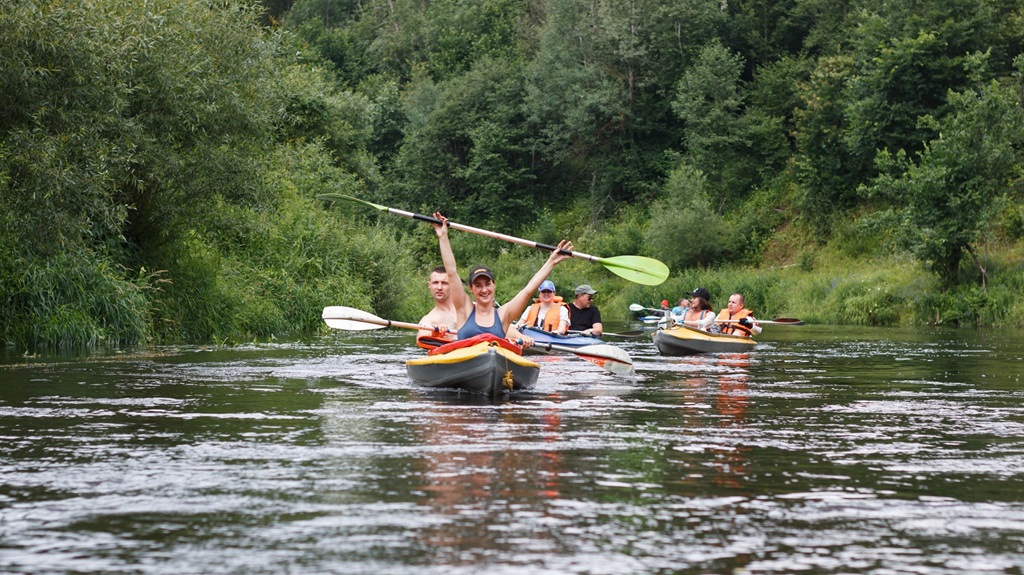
568 284 603 337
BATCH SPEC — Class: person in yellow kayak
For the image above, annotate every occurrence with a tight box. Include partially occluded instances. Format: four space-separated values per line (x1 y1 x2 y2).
515 280 570 334
417 265 459 348
431 212 574 349
679 287 720 333
717 292 762 337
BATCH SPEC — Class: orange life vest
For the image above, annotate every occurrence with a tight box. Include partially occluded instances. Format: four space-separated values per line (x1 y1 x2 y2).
718 308 755 337
523 297 568 332
683 308 714 325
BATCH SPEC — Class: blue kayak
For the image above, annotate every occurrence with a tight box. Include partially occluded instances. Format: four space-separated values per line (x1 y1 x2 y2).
520 326 604 355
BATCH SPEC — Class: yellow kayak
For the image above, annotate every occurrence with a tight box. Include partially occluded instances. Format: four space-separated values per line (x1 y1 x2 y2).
652 325 756 355
406 335 540 395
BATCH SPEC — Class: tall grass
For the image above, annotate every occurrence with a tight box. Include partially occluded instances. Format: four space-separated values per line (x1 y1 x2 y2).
0 250 153 349
147 192 423 343
596 242 1024 329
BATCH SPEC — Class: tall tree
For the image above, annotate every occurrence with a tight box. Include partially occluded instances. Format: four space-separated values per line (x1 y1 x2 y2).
672 41 787 212
793 54 859 237
387 59 535 226
523 0 726 218
844 0 1008 175
865 57 1024 288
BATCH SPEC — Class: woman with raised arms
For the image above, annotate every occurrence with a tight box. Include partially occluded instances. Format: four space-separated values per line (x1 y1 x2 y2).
430 212 573 348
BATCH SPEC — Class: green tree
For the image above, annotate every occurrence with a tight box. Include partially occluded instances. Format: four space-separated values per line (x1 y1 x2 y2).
387 59 534 226
672 41 788 212
793 54 859 237
724 0 810 68
865 57 1024 288
1 0 385 347
289 0 527 84
844 0 1011 176
644 163 728 269
523 0 727 219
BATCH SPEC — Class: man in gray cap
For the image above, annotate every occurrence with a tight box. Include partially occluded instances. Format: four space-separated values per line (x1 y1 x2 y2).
568 284 603 337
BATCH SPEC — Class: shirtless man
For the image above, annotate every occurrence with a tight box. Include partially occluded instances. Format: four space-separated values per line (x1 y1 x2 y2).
417 264 531 348
417 266 458 344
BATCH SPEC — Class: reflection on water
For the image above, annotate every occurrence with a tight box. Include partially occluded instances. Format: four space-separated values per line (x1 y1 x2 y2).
2 326 1024 574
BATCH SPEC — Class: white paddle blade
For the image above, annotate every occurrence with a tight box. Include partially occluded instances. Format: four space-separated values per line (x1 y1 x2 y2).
629 303 645 312
323 317 387 331
322 306 389 331
574 344 635 377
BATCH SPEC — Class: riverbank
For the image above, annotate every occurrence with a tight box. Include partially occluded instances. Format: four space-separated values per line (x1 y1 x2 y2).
598 240 1024 329
4 230 1020 354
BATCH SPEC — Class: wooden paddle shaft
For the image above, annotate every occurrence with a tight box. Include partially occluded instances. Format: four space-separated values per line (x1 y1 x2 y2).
319 194 668 284
391 207 603 262
718 318 804 325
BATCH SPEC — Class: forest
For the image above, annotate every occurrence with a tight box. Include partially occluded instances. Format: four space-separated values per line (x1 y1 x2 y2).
2 0 1023 350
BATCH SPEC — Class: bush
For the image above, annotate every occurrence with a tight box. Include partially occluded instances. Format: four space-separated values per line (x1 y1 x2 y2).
0 251 153 349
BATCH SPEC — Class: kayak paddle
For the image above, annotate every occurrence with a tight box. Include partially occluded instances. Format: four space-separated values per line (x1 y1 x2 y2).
319 194 669 286
629 304 803 325
629 303 669 313
719 317 804 326
568 329 646 338
322 306 634 376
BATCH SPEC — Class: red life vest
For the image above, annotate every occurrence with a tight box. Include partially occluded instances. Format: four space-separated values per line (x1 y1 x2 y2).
427 333 522 356
523 297 568 332
416 334 454 350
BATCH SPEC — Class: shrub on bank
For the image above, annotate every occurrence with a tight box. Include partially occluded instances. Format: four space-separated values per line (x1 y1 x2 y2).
0 251 153 349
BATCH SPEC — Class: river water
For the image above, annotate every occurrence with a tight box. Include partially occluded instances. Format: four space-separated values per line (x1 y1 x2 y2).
1 324 1023 574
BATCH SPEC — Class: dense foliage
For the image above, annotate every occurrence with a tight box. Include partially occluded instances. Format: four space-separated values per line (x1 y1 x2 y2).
2 0 1023 349
288 0 1024 279
0 0 418 349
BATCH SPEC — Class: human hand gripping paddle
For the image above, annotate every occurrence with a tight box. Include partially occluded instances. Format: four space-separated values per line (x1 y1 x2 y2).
318 194 669 286
323 306 635 376
628 304 805 325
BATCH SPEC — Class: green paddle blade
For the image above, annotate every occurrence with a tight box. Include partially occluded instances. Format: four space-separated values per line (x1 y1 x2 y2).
597 255 670 286
318 193 388 211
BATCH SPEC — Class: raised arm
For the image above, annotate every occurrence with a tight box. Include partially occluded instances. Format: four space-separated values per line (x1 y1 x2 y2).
431 212 471 325
498 240 574 331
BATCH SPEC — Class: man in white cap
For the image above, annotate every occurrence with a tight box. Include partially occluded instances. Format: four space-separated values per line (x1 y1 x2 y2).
516 279 569 334
568 284 603 337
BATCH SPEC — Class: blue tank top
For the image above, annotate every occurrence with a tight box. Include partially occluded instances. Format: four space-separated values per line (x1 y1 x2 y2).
458 308 506 340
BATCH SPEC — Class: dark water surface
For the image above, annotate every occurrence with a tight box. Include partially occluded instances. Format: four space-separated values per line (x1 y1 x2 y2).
2 325 1024 574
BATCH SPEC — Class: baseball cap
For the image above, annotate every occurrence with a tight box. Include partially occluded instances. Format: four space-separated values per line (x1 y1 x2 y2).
687 287 711 301
539 280 555 292
468 266 494 284
574 284 597 296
